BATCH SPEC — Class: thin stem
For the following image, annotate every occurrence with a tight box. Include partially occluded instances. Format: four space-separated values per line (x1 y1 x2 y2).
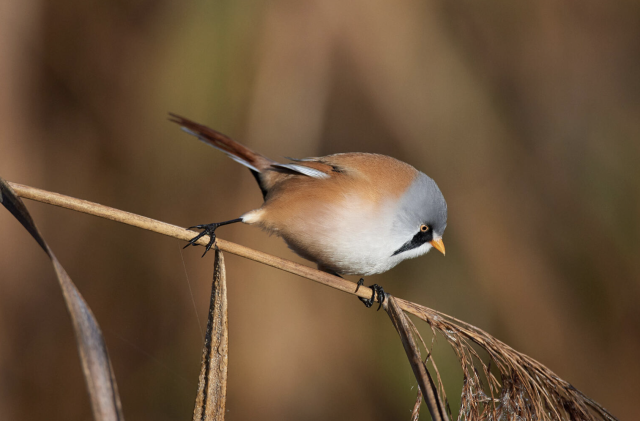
8 182 387 307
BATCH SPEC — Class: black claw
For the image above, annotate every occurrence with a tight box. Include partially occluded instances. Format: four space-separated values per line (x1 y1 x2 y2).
202 233 216 257
184 218 243 257
357 281 386 310
184 230 208 248
375 285 386 311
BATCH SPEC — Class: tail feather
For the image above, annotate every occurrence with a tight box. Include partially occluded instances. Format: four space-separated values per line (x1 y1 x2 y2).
169 113 275 172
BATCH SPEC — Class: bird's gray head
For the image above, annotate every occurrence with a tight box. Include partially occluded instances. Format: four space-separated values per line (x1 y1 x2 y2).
391 172 447 257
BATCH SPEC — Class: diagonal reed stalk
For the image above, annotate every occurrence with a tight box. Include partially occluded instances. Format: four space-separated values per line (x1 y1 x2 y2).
7 181 619 421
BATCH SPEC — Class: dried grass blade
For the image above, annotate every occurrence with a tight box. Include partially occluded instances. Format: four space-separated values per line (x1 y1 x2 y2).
0 177 124 421
411 388 422 421
385 296 449 421
192 248 229 421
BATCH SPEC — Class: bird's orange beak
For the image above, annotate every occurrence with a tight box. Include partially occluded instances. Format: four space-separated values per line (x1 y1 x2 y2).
430 238 445 256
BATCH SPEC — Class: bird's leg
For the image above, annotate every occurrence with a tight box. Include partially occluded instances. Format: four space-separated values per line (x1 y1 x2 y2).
184 218 243 257
355 279 386 311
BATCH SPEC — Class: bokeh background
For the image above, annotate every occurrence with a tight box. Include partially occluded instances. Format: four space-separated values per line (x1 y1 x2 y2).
1 0 639 420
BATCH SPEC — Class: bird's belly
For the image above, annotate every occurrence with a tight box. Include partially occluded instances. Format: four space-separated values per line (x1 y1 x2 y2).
275 197 402 276
284 236 398 276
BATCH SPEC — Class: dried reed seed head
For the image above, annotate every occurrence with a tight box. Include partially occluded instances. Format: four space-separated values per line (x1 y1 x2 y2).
398 299 617 421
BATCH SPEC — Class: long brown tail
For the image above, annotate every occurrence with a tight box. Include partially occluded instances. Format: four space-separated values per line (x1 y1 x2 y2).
169 113 275 172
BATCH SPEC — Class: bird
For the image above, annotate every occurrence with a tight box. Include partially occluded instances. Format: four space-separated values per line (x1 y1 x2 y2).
170 114 447 309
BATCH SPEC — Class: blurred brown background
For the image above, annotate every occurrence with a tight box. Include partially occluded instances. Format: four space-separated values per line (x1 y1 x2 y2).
1 0 639 420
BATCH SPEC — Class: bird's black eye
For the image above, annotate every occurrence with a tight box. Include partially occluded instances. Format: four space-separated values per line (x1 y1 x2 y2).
420 224 429 233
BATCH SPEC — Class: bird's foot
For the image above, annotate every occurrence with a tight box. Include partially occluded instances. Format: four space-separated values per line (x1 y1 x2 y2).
355 279 386 311
184 217 243 257
184 223 220 256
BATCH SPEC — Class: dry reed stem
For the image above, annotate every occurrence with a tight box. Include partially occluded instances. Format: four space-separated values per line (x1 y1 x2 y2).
385 296 449 421
8 181 619 421
406 316 451 417
8 182 378 304
192 249 229 421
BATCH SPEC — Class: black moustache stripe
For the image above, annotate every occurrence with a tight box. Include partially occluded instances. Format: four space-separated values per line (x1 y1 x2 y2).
392 230 433 256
